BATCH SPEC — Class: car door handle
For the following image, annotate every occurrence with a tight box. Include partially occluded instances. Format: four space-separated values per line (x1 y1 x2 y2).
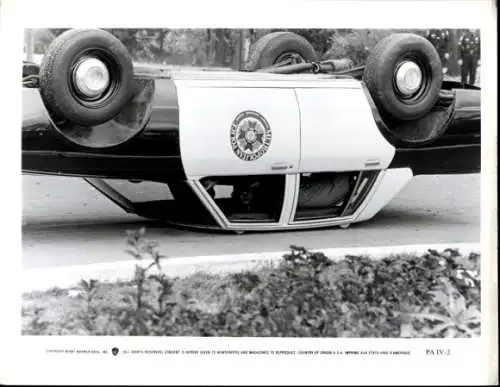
271 162 291 170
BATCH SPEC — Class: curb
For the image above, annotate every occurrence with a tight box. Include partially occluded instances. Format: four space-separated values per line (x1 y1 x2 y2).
22 243 481 293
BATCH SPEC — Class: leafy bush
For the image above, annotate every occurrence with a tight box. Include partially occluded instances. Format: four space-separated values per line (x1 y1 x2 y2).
22 229 480 337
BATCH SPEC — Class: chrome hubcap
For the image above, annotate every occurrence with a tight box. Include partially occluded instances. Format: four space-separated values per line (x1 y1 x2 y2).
73 57 110 98
395 60 423 96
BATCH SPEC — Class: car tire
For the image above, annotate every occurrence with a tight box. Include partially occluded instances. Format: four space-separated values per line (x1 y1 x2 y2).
39 29 134 126
245 31 318 71
363 33 443 121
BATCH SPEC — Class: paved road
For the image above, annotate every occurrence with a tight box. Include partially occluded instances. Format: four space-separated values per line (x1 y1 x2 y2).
22 174 480 269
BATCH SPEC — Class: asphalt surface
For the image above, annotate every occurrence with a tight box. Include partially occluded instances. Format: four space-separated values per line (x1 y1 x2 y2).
22 173 480 269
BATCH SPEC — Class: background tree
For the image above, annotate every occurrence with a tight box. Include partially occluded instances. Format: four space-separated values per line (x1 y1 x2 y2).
274 28 337 57
26 28 475 78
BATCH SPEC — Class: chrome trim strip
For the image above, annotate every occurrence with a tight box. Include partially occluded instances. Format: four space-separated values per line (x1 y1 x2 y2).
84 178 135 213
188 180 229 229
340 171 364 217
278 174 299 226
288 173 301 223
349 170 387 221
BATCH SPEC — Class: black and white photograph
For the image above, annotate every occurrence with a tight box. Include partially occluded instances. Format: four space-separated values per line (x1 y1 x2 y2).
0 0 497 385
21 26 482 337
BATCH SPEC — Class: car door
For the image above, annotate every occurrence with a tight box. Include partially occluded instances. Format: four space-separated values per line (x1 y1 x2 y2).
290 80 396 224
294 80 395 174
174 75 300 179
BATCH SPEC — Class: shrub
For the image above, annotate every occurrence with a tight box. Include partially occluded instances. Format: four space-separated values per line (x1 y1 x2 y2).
22 230 480 337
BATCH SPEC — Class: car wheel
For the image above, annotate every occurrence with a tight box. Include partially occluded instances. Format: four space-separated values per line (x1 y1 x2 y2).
39 29 134 126
363 33 443 121
245 31 318 71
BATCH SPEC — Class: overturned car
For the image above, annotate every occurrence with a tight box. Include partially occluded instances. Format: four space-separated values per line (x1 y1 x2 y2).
22 29 481 232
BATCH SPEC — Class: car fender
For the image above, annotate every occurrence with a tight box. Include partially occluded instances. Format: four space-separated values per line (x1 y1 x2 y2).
354 167 414 223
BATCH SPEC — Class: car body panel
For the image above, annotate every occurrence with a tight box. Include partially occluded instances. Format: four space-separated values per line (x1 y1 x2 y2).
355 167 414 222
165 69 361 87
295 86 395 173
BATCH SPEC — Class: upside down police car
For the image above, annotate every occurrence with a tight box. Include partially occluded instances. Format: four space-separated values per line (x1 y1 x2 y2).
22 29 480 232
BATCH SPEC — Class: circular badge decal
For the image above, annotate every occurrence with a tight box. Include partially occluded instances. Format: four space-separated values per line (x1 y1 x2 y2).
230 111 272 161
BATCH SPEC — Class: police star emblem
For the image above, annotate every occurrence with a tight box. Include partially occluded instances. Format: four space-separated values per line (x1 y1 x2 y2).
230 111 272 161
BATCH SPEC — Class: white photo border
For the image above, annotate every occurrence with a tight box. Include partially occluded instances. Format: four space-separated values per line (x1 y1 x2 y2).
0 0 497 385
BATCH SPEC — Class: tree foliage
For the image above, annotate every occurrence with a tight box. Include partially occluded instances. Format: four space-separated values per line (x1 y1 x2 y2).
271 28 337 56
26 28 472 75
